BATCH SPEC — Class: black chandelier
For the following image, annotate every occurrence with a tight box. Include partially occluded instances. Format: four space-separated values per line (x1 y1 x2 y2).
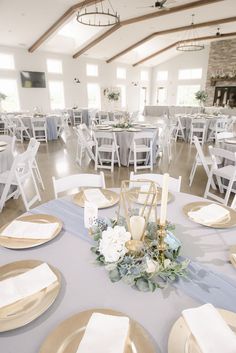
77 0 120 27
176 14 205 52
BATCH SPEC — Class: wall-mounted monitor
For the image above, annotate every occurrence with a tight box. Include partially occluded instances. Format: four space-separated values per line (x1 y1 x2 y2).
20 71 46 88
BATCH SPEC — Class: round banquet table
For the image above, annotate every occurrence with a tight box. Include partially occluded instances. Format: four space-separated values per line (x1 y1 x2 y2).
96 128 159 166
1 190 236 353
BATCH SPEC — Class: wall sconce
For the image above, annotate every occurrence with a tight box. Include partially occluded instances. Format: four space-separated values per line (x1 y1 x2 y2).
131 81 139 87
74 77 81 84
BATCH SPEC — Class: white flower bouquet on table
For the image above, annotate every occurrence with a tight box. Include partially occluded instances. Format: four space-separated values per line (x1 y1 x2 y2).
90 217 189 292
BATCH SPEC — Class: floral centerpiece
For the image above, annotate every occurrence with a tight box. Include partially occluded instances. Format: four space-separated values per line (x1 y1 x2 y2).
90 218 189 292
195 90 208 107
112 113 133 129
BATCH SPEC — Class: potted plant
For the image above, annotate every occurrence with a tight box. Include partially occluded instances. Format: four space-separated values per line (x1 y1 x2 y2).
0 92 7 112
195 90 208 110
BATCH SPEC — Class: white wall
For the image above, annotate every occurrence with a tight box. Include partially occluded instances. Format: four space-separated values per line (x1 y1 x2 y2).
0 46 151 112
151 46 210 106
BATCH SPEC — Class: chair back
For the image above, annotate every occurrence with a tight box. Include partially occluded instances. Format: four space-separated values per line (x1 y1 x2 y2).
209 146 236 166
0 134 16 154
130 172 182 192
52 172 106 199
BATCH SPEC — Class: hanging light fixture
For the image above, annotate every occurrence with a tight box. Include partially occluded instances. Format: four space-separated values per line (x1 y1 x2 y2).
176 14 205 52
77 0 120 27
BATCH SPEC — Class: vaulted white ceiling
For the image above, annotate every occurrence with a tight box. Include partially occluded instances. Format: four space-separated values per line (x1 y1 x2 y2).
0 0 236 66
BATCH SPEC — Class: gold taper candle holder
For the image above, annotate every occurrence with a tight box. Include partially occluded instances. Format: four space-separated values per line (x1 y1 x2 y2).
157 223 167 263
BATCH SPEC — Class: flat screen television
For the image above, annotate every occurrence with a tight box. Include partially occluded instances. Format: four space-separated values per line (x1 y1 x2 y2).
20 71 46 88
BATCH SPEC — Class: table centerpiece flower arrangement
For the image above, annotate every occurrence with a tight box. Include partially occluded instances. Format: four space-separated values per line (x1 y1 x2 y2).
112 113 133 129
89 177 189 292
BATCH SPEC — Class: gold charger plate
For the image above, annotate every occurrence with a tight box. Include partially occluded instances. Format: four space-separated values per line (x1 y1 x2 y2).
183 201 236 228
0 146 6 152
73 188 119 209
0 214 63 249
128 187 174 205
168 309 236 353
39 308 156 353
0 141 7 147
0 259 61 332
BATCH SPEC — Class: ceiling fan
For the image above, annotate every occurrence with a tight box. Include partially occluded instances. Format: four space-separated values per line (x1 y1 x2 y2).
137 0 176 10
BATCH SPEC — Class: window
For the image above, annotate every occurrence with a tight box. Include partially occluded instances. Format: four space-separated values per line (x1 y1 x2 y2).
116 67 126 80
47 59 62 74
48 81 65 110
178 68 202 80
140 70 149 81
176 85 201 106
0 79 19 111
86 64 98 77
87 83 101 108
157 87 167 105
117 84 126 108
157 70 168 81
139 87 148 111
0 53 15 70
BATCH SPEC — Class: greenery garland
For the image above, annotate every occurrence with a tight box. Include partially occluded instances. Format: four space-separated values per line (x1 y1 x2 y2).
90 217 189 292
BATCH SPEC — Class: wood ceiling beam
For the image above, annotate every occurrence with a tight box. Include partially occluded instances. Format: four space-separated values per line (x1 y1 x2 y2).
107 16 236 63
72 0 223 59
133 31 236 67
73 23 121 58
28 0 104 53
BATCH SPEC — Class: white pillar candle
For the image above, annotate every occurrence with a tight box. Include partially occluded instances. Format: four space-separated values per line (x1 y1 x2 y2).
160 173 169 226
130 215 145 240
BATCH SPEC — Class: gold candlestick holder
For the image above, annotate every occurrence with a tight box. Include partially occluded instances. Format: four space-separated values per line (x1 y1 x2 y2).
157 223 167 263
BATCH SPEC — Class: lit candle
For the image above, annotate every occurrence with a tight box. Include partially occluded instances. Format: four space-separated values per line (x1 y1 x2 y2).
130 215 145 240
160 173 169 226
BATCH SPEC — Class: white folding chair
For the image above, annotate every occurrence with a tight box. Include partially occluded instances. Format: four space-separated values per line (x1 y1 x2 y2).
0 134 16 155
31 118 47 142
94 131 120 172
52 172 106 199
156 125 174 164
174 116 186 142
57 113 70 137
72 109 83 126
26 138 45 190
215 131 234 146
0 149 41 212
97 111 109 124
130 172 182 192
74 126 95 166
208 116 230 142
113 111 124 120
204 146 236 205
189 136 216 188
189 118 206 145
11 116 31 143
0 114 7 134
128 131 155 173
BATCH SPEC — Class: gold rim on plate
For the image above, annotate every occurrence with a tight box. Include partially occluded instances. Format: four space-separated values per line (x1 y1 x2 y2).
128 187 174 205
183 201 236 228
0 214 63 249
168 308 236 353
0 259 61 332
73 188 120 209
39 308 156 353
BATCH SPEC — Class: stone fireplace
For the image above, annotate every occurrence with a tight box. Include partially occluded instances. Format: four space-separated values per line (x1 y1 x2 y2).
205 38 236 106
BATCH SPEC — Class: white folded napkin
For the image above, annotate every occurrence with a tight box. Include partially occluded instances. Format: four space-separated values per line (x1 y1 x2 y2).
0 220 59 239
83 189 109 208
188 204 229 225
137 184 155 204
0 263 57 308
76 313 129 353
182 304 236 353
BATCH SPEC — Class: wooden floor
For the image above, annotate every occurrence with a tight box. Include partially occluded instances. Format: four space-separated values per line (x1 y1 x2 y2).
0 128 211 227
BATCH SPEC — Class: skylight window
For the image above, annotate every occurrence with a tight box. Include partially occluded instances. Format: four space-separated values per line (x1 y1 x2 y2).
47 59 63 74
86 64 98 77
0 53 15 70
117 67 126 80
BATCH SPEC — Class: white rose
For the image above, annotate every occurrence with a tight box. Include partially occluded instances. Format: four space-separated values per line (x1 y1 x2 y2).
99 226 131 263
146 258 158 274
164 259 171 268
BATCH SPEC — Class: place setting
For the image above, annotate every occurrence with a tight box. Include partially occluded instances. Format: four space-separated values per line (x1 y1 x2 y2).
73 187 120 209
0 260 61 332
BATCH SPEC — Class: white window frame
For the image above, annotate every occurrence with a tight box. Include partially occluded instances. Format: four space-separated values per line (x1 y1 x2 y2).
0 53 15 70
178 68 202 80
176 84 201 106
140 70 149 81
117 84 126 108
86 64 98 77
48 80 65 110
87 83 101 109
0 78 20 111
47 59 63 74
156 86 167 105
116 67 126 80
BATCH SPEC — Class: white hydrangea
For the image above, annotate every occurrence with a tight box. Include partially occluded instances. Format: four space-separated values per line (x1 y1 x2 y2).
99 226 131 263
145 257 159 274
